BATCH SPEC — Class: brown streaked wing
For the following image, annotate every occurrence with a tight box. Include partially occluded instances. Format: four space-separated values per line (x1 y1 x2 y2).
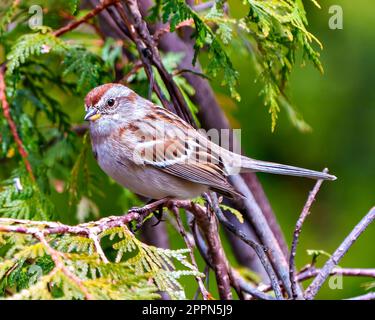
136 106 242 197
160 162 243 199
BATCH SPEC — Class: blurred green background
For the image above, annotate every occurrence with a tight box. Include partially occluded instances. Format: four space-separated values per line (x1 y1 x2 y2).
220 0 375 299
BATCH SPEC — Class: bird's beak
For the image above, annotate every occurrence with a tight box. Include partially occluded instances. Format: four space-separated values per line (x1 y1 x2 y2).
84 108 101 122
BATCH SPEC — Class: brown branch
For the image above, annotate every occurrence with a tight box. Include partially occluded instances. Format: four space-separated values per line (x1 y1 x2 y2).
190 202 232 299
171 206 210 300
114 2 171 109
58 10 106 40
0 66 35 181
304 207 375 299
119 0 196 125
289 168 328 299
190 217 275 300
0 210 141 236
53 0 120 37
208 193 284 299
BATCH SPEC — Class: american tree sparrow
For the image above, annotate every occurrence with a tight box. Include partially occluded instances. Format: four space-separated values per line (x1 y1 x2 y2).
84 83 336 201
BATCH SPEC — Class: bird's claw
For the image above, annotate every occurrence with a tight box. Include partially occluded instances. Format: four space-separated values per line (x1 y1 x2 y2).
128 203 165 231
151 206 165 227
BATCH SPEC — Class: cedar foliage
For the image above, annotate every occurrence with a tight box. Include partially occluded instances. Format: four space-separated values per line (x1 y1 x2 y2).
0 0 323 299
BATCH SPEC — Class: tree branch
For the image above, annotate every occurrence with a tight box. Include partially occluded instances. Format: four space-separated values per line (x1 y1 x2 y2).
259 267 375 294
230 174 296 297
190 202 232 299
304 207 375 299
117 0 195 125
171 206 210 300
208 193 283 299
190 216 275 300
53 0 120 37
289 168 328 299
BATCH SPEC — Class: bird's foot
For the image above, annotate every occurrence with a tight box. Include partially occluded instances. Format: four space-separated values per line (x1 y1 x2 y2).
128 198 170 231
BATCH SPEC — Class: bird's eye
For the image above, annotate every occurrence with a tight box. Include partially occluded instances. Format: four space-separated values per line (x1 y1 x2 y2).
107 98 115 107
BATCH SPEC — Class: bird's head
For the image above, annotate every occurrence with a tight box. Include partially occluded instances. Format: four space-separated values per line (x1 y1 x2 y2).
84 83 139 123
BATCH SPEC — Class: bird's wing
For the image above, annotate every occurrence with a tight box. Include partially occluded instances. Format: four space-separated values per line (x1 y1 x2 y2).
130 115 241 198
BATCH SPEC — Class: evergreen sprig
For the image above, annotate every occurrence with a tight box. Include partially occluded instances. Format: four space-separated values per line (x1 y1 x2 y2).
151 0 323 130
0 220 202 300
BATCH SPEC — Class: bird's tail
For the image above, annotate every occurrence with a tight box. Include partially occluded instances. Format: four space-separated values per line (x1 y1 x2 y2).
237 157 336 181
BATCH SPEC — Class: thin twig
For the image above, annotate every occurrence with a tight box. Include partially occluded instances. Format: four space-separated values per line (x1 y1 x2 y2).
230 174 296 298
344 292 375 300
289 168 328 299
153 19 194 42
172 68 210 80
259 267 375 293
53 0 120 37
58 10 106 40
235 275 276 300
115 2 170 110
120 0 196 125
171 206 210 300
0 66 35 181
298 266 375 282
304 207 375 299
120 60 143 84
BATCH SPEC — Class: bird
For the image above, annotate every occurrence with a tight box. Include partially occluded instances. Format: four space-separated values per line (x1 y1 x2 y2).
84 83 336 202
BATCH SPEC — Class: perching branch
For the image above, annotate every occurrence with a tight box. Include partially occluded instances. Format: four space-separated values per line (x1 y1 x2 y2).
304 207 375 299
